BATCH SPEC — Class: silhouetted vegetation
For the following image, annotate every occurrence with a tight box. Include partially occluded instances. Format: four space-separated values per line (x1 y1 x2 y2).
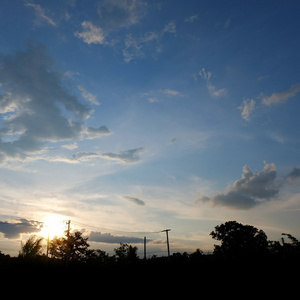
1 220 300 284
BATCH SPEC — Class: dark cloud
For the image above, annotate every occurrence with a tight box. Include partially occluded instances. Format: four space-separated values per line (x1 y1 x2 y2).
0 43 90 163
286 167 300 182
124 196 145 206
0 43 125 165
200 163 280 210
0 218 43 239
72 147 144 164
85 125 112 139
89 231 147 244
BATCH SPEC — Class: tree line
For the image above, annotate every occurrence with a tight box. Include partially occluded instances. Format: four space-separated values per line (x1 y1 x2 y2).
1 220 300 266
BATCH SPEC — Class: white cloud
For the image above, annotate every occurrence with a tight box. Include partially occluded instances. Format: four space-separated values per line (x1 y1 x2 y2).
199 68 227 98
163 89 181 96
75 0 147 47
61 142 78 150
74 21 105 45
97 0 147 32
239 99 256 121
148 97 159 103
25 2 56 27
185 15 198 23
163 21 176 34
78 85 100 105
262 84 300 106
123 34 144 63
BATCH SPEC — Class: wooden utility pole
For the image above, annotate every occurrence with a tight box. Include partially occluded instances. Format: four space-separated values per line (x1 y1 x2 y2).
66 220 71 266
162 229 171 261
46 233 50 258
66 220 71 238
144 236 146 260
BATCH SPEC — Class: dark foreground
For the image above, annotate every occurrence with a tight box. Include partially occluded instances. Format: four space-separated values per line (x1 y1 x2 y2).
1 255 299 292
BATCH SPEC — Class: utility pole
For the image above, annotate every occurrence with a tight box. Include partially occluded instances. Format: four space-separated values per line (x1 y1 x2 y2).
144 236 146 260
66 220 71 238
66 220 71 266
46 233 50 258
162 229 171 261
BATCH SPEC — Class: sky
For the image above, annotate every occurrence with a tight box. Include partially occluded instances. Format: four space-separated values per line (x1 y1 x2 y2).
1 0 300 256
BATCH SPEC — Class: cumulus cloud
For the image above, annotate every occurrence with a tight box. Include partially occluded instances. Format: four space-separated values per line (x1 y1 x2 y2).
72 147 144 164
124 196 145 206
0 218 43 239
239 99 256 121
199 68 227 98
0 43 110 164
199 163 280 209
89 231 146 244
262 84 300 106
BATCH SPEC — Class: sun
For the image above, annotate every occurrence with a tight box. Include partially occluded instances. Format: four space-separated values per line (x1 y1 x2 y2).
40 215 66 239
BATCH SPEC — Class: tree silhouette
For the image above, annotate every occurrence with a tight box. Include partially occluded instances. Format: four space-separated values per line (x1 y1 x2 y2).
114 243 138 263
19 235 44 258
50 231 90 263
210 221 268 258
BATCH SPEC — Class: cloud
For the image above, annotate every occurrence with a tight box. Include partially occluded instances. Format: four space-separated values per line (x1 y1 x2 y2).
200 163 280 209
163 21 176 34
0 43 109 164
262 84 300 106
85 126 112 139
89 231 146 244
0 218 43 239
199 68 227 98
97 0 147 33
75 0 147 47
72 147 144 164
123 34 145 63
74 21 105 45
239 99 256 121
124 196 145 206
163 89 181 96
185 15 198 23
286 167 300 183
78 85 100 105
25 2 56 27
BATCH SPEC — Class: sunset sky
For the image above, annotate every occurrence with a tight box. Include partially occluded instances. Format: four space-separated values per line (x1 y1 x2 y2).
1 0 300 256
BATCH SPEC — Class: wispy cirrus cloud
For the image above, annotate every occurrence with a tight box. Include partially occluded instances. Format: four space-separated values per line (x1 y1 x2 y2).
199 68 227 97
25 2 56 27
262 84 300 106
239 83 300 121
239 99 256 121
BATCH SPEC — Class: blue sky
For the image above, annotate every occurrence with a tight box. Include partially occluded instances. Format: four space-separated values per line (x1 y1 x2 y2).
1 0 300 256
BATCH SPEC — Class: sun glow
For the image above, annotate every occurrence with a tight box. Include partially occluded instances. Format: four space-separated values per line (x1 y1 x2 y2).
40 215 66 239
